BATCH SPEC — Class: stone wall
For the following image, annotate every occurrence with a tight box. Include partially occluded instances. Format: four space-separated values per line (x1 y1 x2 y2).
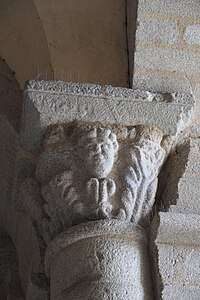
132 1 200 299
0 0 53 88
133 0 200 94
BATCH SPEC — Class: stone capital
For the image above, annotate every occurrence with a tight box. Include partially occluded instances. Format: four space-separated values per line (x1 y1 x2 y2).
20 122 166 244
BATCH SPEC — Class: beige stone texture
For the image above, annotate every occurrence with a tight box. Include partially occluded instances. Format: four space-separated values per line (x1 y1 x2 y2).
0 0 53 88
1 1 200 299
34 0 129 87
133 0 200 136
0 0 130 89
46 220 153 300
21 80 195 154
150 212 200 300
0 0 136 133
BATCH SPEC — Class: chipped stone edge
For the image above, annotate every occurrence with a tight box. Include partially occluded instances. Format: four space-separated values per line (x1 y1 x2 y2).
25 80 195 104
20 80 196 154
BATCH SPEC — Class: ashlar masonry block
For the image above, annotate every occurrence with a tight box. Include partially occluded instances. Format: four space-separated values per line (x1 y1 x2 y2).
138 0 200 18
150 212 200 300
135 47 200 76
184 25 200 46
161 138 200 214
136 19 179 44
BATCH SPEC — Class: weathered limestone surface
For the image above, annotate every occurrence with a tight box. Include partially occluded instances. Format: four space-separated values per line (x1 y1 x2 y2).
159 139 200 214
150 136 200 299
46 220 152 300
136 19 179 45
133 0 200 119
150 212 200 300
138 0 200 18
17 119 165 298
21 123 165 237
1 80 196 299
21 80 195 154
17 80 185 299
135 47 200 76
184 25 200 46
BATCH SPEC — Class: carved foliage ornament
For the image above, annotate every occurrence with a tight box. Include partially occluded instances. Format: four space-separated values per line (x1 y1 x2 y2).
20 123 166 243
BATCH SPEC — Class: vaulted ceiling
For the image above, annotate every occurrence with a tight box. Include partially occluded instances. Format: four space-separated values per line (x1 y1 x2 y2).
0 0 130 88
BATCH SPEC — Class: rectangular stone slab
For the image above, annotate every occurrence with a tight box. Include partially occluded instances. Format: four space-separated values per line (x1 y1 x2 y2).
21 80 195 154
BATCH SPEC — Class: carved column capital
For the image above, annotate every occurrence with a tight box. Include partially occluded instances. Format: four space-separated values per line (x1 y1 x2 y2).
20 122 166 244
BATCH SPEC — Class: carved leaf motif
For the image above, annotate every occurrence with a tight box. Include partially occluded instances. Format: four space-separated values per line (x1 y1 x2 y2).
19 177 51 243
123 140 165 227
41 170 78 235
21 124 166 242
20 177 44 227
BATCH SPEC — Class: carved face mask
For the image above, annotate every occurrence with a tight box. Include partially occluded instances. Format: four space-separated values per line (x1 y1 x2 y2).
82 137 115 178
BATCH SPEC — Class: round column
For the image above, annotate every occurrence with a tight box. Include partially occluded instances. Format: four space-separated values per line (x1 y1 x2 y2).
45 220 153 300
